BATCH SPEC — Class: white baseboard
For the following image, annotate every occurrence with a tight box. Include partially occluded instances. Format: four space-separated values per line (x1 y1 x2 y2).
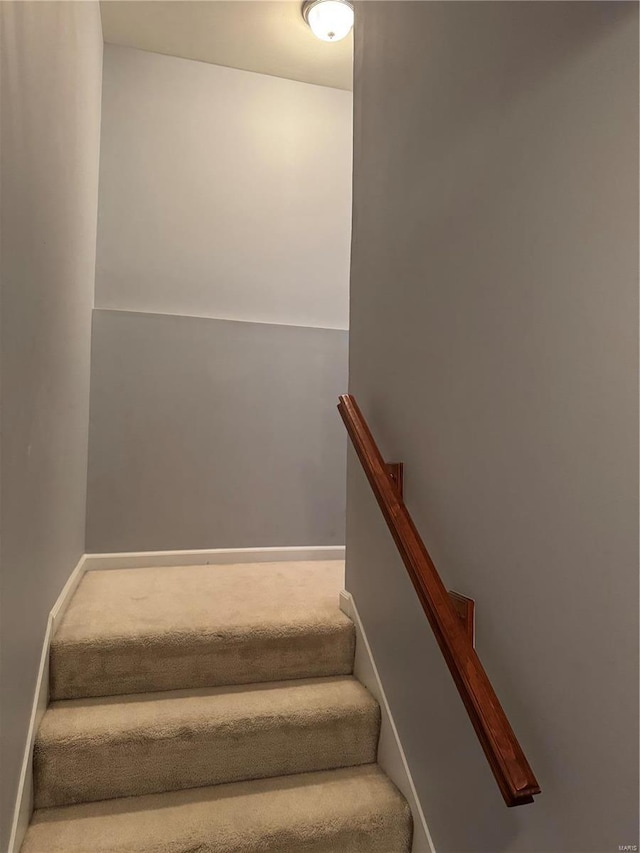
83 545 345 571
8 554 87 853
340 590 436 853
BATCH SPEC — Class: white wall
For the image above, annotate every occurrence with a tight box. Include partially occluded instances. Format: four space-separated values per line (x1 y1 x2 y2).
0 3 103 847
97 44 352 329
348 3 638 852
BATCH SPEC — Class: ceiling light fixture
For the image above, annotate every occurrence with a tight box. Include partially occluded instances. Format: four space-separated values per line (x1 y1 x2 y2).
302 0 354 42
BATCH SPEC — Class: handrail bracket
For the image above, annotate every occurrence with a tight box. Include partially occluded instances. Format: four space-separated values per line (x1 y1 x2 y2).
448 590 475 646
386 462 404 497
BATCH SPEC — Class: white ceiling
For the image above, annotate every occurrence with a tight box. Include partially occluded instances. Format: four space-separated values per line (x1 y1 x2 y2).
100 1 353 91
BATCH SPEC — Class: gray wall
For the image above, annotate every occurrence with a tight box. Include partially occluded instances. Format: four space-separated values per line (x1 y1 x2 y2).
0 2 102 847
87 45 351 552
347 3 638 853
86 310 348 552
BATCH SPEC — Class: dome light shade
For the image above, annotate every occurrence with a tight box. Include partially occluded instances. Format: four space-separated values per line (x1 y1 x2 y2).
302 0 354 42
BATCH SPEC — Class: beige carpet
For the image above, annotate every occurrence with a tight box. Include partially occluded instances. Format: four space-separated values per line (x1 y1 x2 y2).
51 561 354 699
23 561 413 852
23 766 412 853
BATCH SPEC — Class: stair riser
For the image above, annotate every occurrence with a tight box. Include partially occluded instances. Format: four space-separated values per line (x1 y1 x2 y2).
23 766 413 853
50 625 355 700
35 708 381 808
24 825 413 853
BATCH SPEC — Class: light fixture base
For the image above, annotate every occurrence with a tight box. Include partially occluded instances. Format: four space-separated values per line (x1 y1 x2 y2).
302 0 354 42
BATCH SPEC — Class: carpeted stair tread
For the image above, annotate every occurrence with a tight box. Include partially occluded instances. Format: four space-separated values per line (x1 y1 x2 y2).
22 765 413 853
51 561 354 699
35 675 380 807
21 559 415 851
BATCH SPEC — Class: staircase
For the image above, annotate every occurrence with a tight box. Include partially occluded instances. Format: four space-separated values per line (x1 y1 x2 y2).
21 560 413 852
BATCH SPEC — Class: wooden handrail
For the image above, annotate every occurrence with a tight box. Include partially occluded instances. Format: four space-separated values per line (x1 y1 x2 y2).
338 394 540 807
